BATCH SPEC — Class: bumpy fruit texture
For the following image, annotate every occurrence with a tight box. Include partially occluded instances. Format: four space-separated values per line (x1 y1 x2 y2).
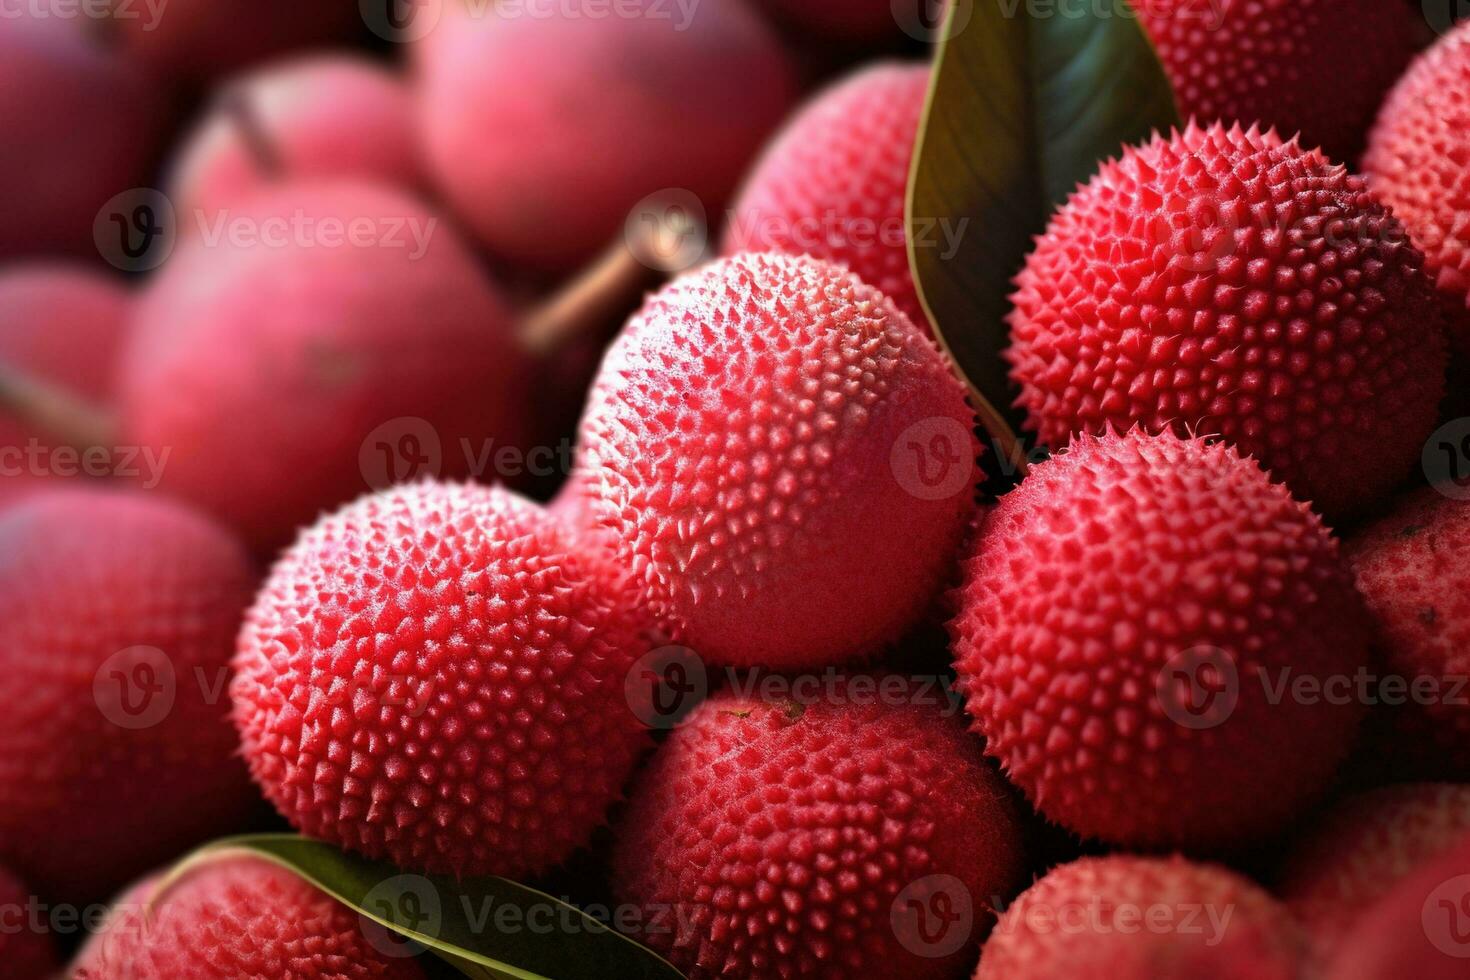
170 55 423 221
122 180 530 547
0 866 56 980
0 490 257 902
1008 122 1446 518
577 252 979 669
233 483 650 879
0 264 132 508
1364 19 1470 357
1130 0 1417 162
950 429 1369 850
1348 490 1470 777
976 856 1305 979
724 62 931 328
0 14 164 259
72 858 426 979
418 0 795 271
611 686 1027 980
1279 783 1470 958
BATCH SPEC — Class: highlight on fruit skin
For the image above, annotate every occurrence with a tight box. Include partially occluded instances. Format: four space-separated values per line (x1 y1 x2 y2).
974 855 1305 979
1347 489 1470 778
576 251 980 670
724 61 932 329
949 428 1370 851
0 489 258 904
1129 0 1418 162
610 683 1028 980
1363 17 1470 356
232 482 651 880
71 857 426 979
1007 121 1447 518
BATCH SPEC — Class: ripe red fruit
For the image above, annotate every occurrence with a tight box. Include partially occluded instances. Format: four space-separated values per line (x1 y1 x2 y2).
1130 0 1417 161
724 62 931 328
0 490 256 902
1279 784 1470 955
976 855 1305 979
417 0 796 271
169 54 423 222
1347 489 1470 777
611 685 1027 980
0 14 165 259
1007 122 1447 518
0 866 56 980
233 483 650 879
950 429 1369 850
1363 19 1470 356
72 858 425 979
577 252 979 669
122 180 530 547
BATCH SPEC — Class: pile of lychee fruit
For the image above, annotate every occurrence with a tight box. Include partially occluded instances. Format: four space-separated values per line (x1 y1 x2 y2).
4 1 1470 977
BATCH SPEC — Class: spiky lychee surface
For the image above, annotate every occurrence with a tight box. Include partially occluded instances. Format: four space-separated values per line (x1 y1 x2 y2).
0 866 56 980
0 490 256 903
1131 0 1417 161
611 685 1027 980
1007 122 1446 518
577 252 979 669
72 858 425 979
232 483 650 879
724 62 930 327
950 429 1369 850
1279 783 1470 956
1347 489 1470 777
1364 19 1470 357
976 856 1305 979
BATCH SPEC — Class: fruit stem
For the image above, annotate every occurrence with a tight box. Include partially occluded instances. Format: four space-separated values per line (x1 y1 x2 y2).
0 366 118 453
221 88 283 178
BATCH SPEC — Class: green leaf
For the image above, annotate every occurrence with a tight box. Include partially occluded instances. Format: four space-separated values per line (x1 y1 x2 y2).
152 835 686 980
906 0 1181 471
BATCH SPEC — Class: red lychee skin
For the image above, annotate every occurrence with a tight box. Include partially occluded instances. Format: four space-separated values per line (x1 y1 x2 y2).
170 55 423 222
1322 832 1470 980
975 856 1305 979
1007 122 1447 518
611 686 1027 980
1347 489 1470 777
71 858 425 979
121 180 531 548
576 252 980 669
417 0 796 272
0 866 57 980
1130 0 1417 162
0 490 257 903
232 483 651 879
0 263 133 509
950 429 1370 850
724 62 931 329
1364 19 1470 358
1279 783 1470 959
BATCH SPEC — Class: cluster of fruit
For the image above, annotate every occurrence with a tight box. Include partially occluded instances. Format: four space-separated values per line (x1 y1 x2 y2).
2 0 1470 978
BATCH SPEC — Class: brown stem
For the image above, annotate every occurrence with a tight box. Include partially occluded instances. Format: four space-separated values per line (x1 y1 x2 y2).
220 87 283 178
0 365 118 453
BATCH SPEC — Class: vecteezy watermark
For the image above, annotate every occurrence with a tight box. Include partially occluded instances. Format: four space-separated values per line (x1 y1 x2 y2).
1425 418 1470 502
360 875 443 959
360 0 443 42
0 0 168 30
626 188 709 274
1423 0 1470 36
891 875 976 958
993 0 1224 31
1423 873 1470 958
891 417 977 501
361 0 704 40
94 188 176 273
358 417 576 491
723 209 970 265
92 646 178 730
893 0 973 43
624 645 709 729
990 893 1238 946
1156 646 1240 731
0 439 170 489
0 894 115 938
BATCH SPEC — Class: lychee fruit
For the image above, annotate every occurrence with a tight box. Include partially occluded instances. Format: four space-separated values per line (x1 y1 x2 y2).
232 482 651 879
169 54 423 223
724 62 931 328
976 855 1306 979
72 857 425 979
0 865 57 980
576 252 979 669
1279 783 1470 958
1363 18 1470 356
0 489 257 903
121 179 531 548
1007 122 1447 518
1347 488 1470 777
610 683 1028 980
950 428 1370 850
1130 0 1418 161
416 0 796 271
